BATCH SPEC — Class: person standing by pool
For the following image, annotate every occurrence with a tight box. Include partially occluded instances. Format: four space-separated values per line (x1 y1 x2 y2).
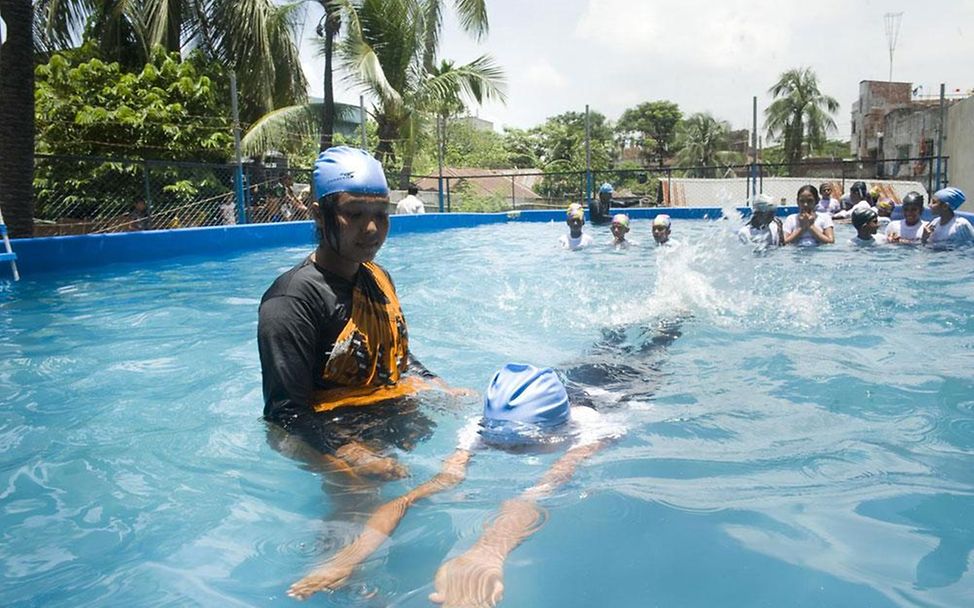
396 185 426 214
782 185 835 246
589 182 614 225
609 213 633 248
850 206 884 246
559 203 594 250
886 191 926 244
652 214 673 246
922 187 973 247
258 146 450 480
738 194 783 249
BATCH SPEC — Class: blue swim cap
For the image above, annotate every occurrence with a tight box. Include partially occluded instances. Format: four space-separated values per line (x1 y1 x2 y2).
599 182 614 194
933 187 966 210
483 363 570 431
313 146 389 200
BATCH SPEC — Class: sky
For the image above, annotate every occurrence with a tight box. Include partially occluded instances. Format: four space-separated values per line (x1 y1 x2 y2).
298 0 974 141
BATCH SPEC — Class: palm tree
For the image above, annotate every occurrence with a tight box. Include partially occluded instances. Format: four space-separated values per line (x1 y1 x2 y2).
1 0 36 237
764 67 839 170
673 113 741 178
419 0 488 71
341 0 504 186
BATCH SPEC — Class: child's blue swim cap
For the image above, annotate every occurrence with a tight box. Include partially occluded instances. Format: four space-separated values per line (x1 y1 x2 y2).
599 182 614 194
483 363 570 431
933 187 966 210
313 146 389 200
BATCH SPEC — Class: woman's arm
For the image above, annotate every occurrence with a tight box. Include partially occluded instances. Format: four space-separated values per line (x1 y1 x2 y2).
289 449 473 600
429 441 606 608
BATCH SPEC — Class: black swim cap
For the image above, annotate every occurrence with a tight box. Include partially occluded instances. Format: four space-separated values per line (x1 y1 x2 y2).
851 181 868 197
902 191 924 207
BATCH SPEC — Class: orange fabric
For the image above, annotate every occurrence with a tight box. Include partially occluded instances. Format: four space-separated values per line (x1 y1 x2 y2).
312 262 424 412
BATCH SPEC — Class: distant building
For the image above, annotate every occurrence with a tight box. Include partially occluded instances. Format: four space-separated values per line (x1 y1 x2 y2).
454 116 495 132
850 80 912 159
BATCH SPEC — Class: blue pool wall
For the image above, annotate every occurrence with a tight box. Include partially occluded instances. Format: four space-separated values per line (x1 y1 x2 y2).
7 206 974 277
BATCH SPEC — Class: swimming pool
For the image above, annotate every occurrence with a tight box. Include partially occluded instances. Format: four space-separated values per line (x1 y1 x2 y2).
1 217 973 607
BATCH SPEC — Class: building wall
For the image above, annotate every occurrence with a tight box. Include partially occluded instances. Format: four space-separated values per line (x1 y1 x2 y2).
945 96 974 210
851 81 912 158
881 106 940 179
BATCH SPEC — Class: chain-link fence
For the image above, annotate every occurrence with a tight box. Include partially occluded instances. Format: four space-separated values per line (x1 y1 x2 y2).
33 154 314 236
29 154 949 234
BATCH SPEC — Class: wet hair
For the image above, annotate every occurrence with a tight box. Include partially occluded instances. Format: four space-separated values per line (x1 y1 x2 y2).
407 185 419 195
314 192 341 250
797 184 819 203
902 191 924 207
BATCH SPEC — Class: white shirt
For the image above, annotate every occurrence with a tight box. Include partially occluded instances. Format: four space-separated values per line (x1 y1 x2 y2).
782 212 834 246
456 406 624 451
833 200 871 220
559 233 594 250
396 194 426 214
926 215 974 247
885 219 926 244
738 221 782 249
219 201 236 225
816 198 840 214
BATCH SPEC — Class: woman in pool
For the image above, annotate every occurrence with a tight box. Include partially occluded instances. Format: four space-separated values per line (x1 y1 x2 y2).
922 187 973 247
782 184 835 246
886 191 926 244
258 146 457 481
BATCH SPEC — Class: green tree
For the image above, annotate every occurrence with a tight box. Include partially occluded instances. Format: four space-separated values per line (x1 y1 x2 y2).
33 48 234 223
33 0 308 124
764 67 839 169
616 100 682 167
530 110 615 199
673 112 741 178
0 0 35 236
338 0 504 186
441 121 512 169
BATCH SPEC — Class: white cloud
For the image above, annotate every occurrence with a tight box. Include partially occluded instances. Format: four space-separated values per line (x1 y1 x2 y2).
523 60 568 88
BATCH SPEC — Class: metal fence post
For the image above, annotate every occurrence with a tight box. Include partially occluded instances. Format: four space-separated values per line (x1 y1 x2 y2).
445 176 451 212
511 175 516 210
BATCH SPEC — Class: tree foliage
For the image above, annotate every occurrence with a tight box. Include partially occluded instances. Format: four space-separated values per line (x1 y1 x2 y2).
33 47 234 221
764 67 839 169
616 100 682 166
36 46 233 161
673 112 742 178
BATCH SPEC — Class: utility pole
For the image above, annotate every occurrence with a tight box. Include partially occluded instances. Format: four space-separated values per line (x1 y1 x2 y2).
230 73 246 224
936 83 946 189
884 12 903 84
584 105 592 205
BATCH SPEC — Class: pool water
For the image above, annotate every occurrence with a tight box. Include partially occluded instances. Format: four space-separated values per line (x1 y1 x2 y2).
1 218 973 607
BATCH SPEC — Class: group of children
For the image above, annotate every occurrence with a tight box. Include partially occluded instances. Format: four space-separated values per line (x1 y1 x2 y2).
561 182 971 253
738 183 971 249
559 202 673 250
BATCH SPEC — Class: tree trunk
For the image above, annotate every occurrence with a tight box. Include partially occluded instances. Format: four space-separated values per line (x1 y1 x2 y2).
0 0 35 237
374 116 398 169
319 9 339 152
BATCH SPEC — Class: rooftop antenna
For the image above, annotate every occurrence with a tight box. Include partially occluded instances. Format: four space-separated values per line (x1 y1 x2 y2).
884 12 903 84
